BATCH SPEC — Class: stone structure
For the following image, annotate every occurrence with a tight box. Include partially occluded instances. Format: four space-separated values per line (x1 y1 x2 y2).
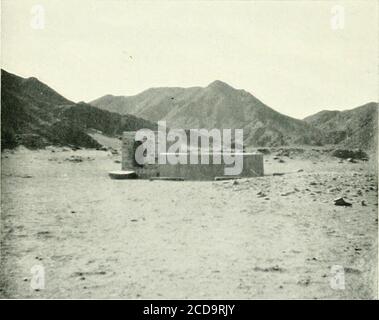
121 131 264 180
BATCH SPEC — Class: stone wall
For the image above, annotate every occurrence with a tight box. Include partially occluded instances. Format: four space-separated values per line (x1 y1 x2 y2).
121 131 264 180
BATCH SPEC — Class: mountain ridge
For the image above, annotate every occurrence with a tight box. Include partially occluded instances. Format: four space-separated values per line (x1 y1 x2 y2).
304 102 378 150
1 69 156 149
91 81 377 149
91 80 325 147
2 69 377 150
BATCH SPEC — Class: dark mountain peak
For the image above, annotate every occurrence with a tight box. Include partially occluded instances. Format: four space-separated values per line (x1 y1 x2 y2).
1 70 157 150
2 68 22 83
207 80 234 91
1 68 10 76
2 69 40 85
90 79 377 149
2 69 72 106
26 76 39 82
354 101 378 111
304 102 378 149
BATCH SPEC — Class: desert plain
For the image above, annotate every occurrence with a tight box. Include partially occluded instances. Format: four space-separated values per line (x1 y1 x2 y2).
0 143 377 299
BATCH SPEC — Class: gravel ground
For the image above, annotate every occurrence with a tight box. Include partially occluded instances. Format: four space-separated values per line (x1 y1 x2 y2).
1 147 377 299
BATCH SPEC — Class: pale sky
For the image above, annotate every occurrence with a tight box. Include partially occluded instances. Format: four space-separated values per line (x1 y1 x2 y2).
1 0 378 118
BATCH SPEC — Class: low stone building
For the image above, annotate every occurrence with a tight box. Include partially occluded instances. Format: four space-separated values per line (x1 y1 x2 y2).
121 131 264 180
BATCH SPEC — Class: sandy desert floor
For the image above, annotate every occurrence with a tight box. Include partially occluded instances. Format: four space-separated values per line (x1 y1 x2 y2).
0 145 377 299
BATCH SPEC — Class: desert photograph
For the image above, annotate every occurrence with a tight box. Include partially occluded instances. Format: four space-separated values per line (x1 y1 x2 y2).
0 0 378 300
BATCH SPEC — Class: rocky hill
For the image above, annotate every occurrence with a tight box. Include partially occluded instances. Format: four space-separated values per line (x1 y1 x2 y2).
91 80 324 147
1 70 156 149
304 102 378 150
3 69 376 151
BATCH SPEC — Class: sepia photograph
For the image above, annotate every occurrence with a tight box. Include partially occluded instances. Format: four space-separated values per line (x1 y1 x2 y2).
0 0 378 304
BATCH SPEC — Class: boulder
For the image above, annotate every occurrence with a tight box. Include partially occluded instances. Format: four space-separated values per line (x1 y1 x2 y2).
334 197 352 207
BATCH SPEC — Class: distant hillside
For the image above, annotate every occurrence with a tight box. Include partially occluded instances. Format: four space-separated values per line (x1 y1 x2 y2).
1 70 156 150
3 69 376 151
304 102 378 150
91 80 324 147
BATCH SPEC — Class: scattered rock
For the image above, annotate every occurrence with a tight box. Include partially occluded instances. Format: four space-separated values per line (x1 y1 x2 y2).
257 148 271 154
36 231 52 238
257 191 266 197
298 277 311 286
254 265 283 272
65 155 94 162
334 197 352 207
328 187 341 193
344 267 362 274
332 149 368 160
65 155 83 162
281 191 294 196
72 271 106 277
